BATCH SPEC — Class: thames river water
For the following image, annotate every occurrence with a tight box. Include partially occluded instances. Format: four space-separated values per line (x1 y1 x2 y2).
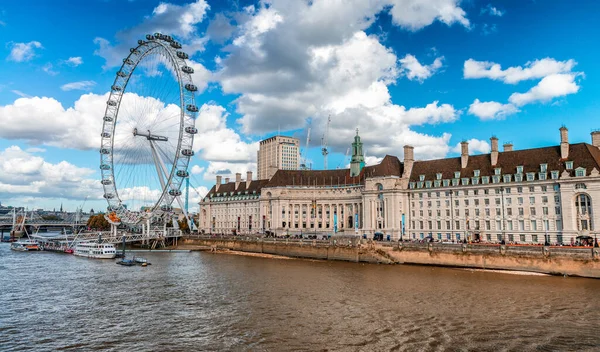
1 243 599 352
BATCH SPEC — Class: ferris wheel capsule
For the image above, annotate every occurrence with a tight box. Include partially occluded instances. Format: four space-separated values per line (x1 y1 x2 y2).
185 127 198 134
186 104 198 112
101 179 112 185
101 132 111 138
146 34 154 40
185 84 198 92
182 66 194 74
176 51 189 59
111 85 122 91
103 116 113 122
181 149 194 157
169 189 182 196
176 170 189 178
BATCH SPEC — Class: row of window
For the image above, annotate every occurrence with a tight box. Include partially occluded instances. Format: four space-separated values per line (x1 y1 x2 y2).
413 206 561 218
413 195 559 209
422 162 574 182
411 232 565 243
411 219 562 231
412 185 559 199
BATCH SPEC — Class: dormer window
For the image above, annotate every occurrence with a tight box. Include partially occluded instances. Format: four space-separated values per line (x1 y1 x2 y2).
565 161 573 170
436 173 443 180
482 176 490 184
419 175 425 181
442 179 450 187
551 171 559 180
409 182 416 189
452 179 459 186
494 168 501 175
472 177 480 185
526 173 535 181
492 175 500 184
474 170 480 177
515 174 523 182
434 180 441 187
539 173 547 180
461 178 469 186
575 167 586 177
454 171 460 179
540 164 547 172
503 174 511 183
425 181 432 188
516 166 523 174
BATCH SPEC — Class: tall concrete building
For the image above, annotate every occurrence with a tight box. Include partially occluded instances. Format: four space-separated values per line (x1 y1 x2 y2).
257 135 300 180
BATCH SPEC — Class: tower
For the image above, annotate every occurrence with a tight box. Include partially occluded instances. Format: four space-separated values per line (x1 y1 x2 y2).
350 128 365 177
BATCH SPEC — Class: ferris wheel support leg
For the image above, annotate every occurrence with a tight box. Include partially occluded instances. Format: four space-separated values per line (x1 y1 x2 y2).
150 140 193 229
149 140 168 191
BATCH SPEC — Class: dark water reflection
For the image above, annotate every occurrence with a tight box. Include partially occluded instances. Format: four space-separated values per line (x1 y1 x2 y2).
1 243 599 351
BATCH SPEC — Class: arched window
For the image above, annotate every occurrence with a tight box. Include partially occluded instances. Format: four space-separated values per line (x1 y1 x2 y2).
575 193 593 231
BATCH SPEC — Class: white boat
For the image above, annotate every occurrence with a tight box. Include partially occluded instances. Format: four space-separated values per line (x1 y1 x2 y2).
10 240 41 251
74 241 117 259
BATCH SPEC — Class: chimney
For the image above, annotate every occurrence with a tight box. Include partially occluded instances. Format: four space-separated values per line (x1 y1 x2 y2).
225 177 230 184
560 126 569 159
216 175 222 191
246 171 252 188
503 143 513 152
460 141 469 169
591 130 600 148
402 145 414 179
235 173 242 188
490 136 499 166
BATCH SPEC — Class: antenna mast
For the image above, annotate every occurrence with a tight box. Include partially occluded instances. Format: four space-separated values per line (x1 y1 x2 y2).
321 115 331 170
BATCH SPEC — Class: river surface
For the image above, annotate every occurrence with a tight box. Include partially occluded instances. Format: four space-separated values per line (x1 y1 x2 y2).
1 243 599 351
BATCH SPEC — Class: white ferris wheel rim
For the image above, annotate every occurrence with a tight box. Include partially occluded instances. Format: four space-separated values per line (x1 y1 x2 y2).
99 33 198 224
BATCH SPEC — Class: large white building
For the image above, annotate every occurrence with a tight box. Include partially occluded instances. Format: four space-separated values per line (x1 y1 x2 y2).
199 127 600 245
256 135 300 180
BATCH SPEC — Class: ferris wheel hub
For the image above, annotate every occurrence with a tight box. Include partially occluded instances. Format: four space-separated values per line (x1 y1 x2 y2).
132 128 168 142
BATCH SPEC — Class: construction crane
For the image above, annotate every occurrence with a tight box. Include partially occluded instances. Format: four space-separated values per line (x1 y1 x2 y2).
337 147 350 169
321 115 331 170
300 127 311 170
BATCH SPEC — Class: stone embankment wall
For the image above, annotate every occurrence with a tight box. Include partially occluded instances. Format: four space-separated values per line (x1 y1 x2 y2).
180 237 600 278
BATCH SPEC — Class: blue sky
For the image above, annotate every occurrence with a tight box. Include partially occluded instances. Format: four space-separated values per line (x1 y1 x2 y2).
0 0 599 212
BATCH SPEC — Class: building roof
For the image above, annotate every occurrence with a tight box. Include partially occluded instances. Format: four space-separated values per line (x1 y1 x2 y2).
206 179 270 197
266 155 403 187
409 143 600 182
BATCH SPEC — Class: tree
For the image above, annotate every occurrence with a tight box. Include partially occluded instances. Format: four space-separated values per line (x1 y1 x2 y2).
178 218 190 233
86 214 110 230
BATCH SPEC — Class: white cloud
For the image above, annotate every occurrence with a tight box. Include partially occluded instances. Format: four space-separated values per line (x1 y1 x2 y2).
42 63 58 76
25 147 46 153
468 99 519 120
7 41 43 62
60 81 96 91
65 57 83 67
508 73 581 106
11 90 31 98
387 0 470 31
481 4 504 17
193 104 258 162
191 165 204 174
399 54 443 82
464 58 577 84
451 139 491 154
216 2 460 160
0 146 101 201
94 0 210 69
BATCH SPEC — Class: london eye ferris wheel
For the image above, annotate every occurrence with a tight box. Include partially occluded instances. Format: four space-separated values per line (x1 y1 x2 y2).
99 33 198 225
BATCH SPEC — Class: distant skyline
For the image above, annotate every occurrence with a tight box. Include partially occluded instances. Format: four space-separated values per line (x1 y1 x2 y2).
1 0 599 211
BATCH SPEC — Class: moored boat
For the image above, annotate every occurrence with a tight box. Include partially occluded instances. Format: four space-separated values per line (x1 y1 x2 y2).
10 240 41 251
74 241 117 259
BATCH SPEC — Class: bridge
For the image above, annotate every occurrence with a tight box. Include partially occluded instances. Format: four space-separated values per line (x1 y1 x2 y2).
31 228 183 248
